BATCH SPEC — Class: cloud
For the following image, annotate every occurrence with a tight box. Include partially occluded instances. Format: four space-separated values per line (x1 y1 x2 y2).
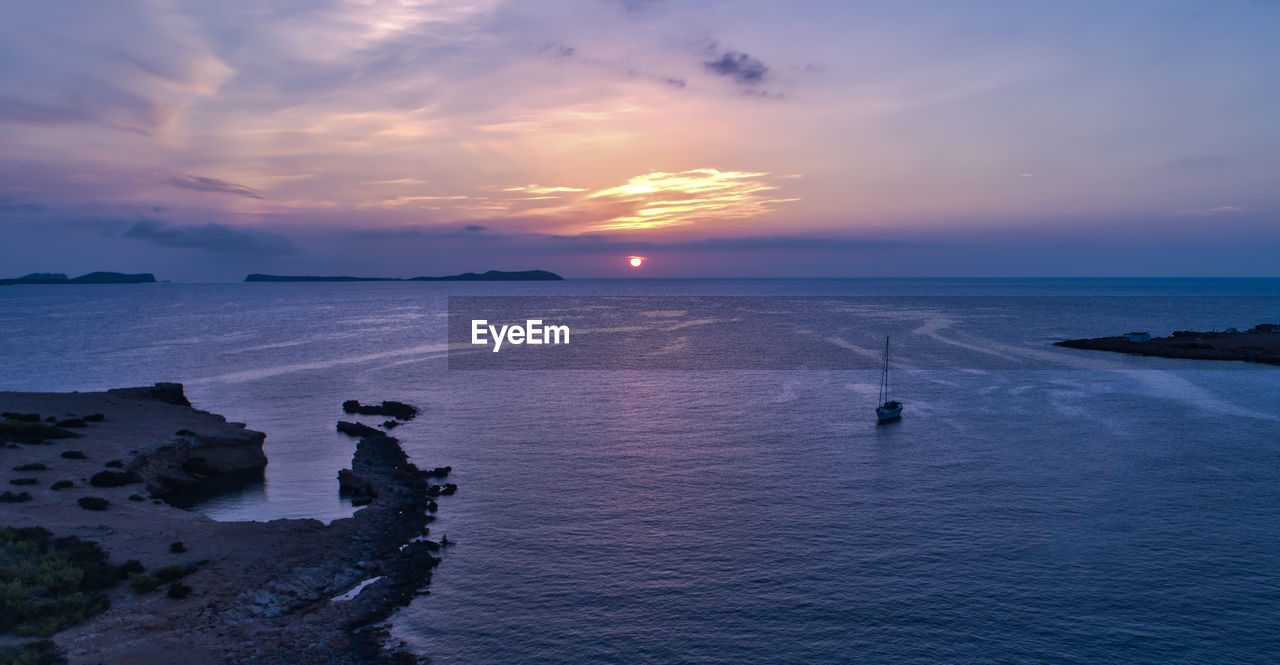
502 185 587 194
580 169 798 230
464 224 487 232
0 198 48 213
124 219 295 255
540 234 924 253
167 175 265 199
703 50 768 85
1174 205 1244 216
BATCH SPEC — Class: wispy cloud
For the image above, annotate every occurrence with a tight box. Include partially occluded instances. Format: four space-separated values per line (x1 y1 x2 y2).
703 50 768 85
124 219 295 255
167 175 264 199
1174 205 1244 216
581 169 798 230
502 185 587 194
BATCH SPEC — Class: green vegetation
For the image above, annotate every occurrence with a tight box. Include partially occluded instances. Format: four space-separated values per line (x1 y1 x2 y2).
88 470 135 488
13 463 49 472
82 414 105 422
127 562 197 594
0 526 115 638
76 497 109 511
115 560 145 578
128 573 161 593
154 564 190 582
1 491 33 503
10 478 39 486
0 640 67 665
167 582 192 599
59 451 85 460
1 412 41 422
103 460 124 469
169 541 186 553
55 419 86 429
49 481 73 491
175 429 195 436
0 420 77 444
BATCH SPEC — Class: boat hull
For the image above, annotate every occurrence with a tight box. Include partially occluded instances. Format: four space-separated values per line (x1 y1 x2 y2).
876 402 903 423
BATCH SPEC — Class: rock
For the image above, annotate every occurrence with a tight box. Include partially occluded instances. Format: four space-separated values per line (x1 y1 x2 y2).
337 421 382 438
342 400 419 421
123 388 268 497
338 469 377 501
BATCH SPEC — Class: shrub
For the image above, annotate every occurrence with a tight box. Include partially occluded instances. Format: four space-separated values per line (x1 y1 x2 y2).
103 460 124 469
1 491 33 503
175 429 195 436
0 639 67 665
129 573 161 593
1 412 41 422
10 478 39 486
0 420 77 444
169 541 186 553
128 494 146 502
59 450 86 460
0 526 116 637
50 480 74 491
154 564 190 583
89 470 135 488
77 497 109 511
56 419 86 429
167 582 192 599
13 463 49 471
115 560 146 578
83 414 105 422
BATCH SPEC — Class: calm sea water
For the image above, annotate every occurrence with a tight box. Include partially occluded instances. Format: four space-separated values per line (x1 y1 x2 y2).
2 279 1279 664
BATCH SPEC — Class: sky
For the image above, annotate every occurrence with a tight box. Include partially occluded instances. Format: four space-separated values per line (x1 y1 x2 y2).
1 0 1278 279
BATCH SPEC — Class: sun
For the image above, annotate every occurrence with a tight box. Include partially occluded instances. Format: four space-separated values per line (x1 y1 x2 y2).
628 256 645 268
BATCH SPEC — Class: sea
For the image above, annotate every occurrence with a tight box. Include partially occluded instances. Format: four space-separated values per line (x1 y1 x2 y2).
2 278 1278 664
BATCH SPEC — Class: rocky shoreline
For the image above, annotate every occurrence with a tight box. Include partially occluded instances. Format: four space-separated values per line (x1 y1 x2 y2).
1055 324 1280 365
0 384 448 664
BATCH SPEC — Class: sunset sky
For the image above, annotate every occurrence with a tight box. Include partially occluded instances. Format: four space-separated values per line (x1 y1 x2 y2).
1 1 1278 278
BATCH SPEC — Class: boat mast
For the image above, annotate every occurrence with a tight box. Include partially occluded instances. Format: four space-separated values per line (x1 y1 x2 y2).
880 335 890 404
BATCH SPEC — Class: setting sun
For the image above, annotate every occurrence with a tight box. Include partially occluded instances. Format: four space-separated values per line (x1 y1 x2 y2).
628 256 645 268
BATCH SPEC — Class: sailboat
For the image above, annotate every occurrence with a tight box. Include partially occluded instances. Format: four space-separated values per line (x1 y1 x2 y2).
876 335 903 423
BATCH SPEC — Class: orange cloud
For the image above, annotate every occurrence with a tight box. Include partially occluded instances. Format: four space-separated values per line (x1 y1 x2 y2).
582 169 799 231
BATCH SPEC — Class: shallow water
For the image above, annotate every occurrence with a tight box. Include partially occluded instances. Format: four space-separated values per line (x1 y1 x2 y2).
3 279 1278 663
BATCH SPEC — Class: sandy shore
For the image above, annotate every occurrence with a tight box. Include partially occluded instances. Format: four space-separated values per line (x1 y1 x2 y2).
0 384 447 664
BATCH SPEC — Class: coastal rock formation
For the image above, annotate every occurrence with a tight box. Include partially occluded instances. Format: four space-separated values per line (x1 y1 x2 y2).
338 420 383 438
119 386 267 497
343 400 419 421
0 388 451 664
1056 325 1280 365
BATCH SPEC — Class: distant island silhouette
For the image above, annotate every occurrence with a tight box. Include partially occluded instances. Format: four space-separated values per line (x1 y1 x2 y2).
245 270 563 282
0 272 156 285
1056 324 1280 365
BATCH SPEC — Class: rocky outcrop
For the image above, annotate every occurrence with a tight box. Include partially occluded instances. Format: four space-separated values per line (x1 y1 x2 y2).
1056 326 1280 365
110 384 267 497
108 382 191 406
222 424 445 664
342 400 419 421
337 420 382 438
